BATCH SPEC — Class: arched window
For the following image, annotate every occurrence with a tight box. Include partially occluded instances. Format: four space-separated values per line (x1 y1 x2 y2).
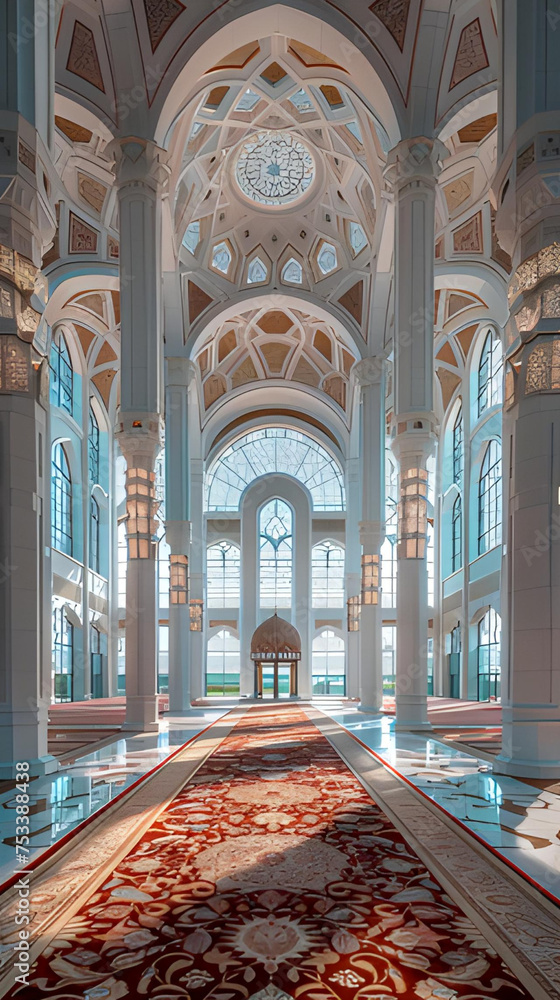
88 406 100 484
52 606 73 702
158 537 170 612
452 495 462 572
452 407 463 486
51 444 72 555
207 542 241 607
478 440 502 554
477 331 503 416
206 629 240 695
312 630 345 695
90 496 100 574
206 428 345 511
50 333 73 414
312 542 345 607
477 608 501 701
259 498 293 609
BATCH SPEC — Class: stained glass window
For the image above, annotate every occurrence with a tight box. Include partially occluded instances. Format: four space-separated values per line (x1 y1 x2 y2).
205 428 345 511
247 256 268 284
183 221 200 255
235 131 314 205
281 257 303 284
312 542 345 607
477 331 503 416
259 498 293 608
478 440 502 554
349 222 367 256
52 444 72 555
317 242 337 275
207 541 241 607
212 241 232 275
50 333 73 414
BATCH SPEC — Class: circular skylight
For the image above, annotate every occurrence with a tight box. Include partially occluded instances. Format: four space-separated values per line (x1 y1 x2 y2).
235 131 314 206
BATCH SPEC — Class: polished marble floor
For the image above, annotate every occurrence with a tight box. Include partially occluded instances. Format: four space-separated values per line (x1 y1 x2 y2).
317 701 560 903
0 709 226 887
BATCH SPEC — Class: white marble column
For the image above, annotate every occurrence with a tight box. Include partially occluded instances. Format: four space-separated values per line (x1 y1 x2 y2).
0 11 56 775
354 358 385 713
493 3 560 777
113 139 168 731
385 138 446 730
165 358 192 711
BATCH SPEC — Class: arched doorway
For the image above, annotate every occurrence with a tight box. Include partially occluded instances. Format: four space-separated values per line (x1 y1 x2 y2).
251 614 301 699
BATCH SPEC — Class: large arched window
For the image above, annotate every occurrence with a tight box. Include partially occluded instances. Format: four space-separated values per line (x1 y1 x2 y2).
477 608 501 701
89 496 100 574
206 629 240 695
52 606 73 702
312 630 345 695
207 542 241 607
312 542 344 607
50 333 73 414
206 428 345 511
453 407 463 486
478 440 502 554
88 406 100 484
259 498 293 608
51 444 72 555
452 495 462 572
477 331 503 416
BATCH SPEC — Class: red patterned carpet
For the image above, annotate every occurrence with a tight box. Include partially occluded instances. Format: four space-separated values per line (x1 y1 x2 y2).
11 707 530 999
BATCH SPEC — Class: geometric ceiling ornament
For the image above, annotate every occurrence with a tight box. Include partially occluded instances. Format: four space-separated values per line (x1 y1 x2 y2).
78 172 107 214
452 212 483 254
436 367 461 410
288 39 346 70
338 281 364 325
66 21 105 92
457 113 497 143
55 116 93 144
442 170 474 214
188 280 214 324
369 0 411 51
143 0 186 52
450 19 489 90
69 213 99 254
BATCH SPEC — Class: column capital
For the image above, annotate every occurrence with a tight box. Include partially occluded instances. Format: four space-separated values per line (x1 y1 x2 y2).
384 137 449 191
116 411 164 467
109 137 171 192
167 357 197 387
352 356 385 388
391 417 437 468
359 520 384 550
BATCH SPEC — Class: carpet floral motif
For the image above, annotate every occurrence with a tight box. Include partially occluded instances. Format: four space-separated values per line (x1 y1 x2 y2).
8 708 531 999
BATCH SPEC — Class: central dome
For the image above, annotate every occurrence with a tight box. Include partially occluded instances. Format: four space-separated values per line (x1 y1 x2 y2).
251 614 302 655
235 131 314 206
